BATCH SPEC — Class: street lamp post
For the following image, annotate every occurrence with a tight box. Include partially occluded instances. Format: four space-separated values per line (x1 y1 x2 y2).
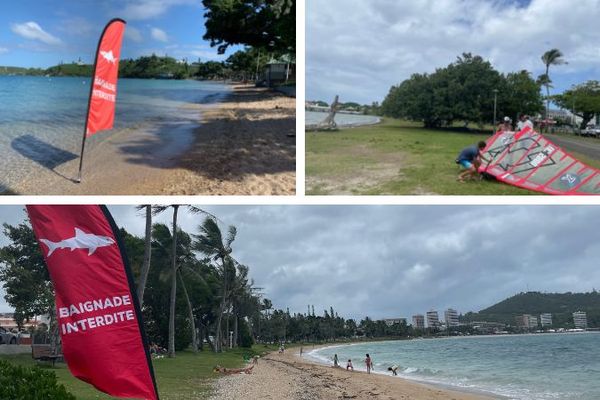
493 89 499 131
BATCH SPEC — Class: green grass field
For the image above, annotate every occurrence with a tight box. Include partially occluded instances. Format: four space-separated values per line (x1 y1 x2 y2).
0 345 273 399
306 118 600 195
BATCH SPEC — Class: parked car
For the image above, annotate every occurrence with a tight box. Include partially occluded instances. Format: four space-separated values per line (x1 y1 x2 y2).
582 125 600 137
0 326 18 344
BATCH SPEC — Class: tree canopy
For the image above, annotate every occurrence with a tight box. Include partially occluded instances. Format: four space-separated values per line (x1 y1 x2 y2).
553 80 600 129
202 0 295 54
381 53 543 128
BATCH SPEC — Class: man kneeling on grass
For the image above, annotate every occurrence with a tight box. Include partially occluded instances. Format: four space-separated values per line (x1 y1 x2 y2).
456 141 488 182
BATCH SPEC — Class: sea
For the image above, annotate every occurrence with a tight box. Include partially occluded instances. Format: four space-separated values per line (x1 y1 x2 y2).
307 332 600 400
0 76 230 191
305 110 380 127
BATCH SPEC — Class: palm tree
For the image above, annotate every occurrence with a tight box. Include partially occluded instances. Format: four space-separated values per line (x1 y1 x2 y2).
152 205 212 358
135 205 152 307
193 218 237 352
540 49 567 130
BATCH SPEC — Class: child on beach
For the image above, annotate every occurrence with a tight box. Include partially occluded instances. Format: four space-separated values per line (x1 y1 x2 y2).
333 353 339 367
346 359 354 371
388 365 398 376
365 354 373 374
456 141 488 182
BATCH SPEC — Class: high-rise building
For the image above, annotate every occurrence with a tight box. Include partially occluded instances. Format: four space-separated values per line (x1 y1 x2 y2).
412 314 425 329
540 313 552 327
426 310 440 328
445 308 459 327
573 311 588 329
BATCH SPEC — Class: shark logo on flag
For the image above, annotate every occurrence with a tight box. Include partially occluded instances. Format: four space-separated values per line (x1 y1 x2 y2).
100 50 117 64
40 228 115 256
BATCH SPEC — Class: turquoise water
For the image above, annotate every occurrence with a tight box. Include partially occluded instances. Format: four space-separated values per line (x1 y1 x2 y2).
0 76 230 190
309 333 600 399
305 110 380 127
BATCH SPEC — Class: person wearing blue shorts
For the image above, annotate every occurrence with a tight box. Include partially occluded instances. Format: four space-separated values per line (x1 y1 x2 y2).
456 141 487 182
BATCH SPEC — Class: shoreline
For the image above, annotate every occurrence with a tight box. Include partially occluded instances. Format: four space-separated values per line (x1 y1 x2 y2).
209 345 497 400
3 84 295 195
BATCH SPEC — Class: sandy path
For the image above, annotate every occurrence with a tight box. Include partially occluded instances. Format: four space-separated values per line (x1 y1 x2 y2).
6 85 295 195
209 350 497 400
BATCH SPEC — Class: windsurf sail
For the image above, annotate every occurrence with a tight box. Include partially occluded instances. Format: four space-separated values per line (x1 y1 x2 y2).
77 18 126 182
479 127 600 195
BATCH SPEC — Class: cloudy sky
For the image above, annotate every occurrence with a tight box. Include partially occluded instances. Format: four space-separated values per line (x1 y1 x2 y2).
307 0 600 104
0 0 239 68
1 205 599 321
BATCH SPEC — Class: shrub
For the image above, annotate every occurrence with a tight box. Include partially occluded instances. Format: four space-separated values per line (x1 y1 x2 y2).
0 360 75 400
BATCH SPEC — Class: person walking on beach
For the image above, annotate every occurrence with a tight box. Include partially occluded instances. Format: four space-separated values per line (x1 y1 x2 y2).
333 353 339 367
346 359 354 371
365 354 373 374
300 346 303 357
456 141 488 182
388 365 398 376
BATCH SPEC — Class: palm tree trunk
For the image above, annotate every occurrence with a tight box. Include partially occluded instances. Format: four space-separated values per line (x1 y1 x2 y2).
178 271 198 353
226 306 230 349
233 312 238 347
137 205 152 306
168 205 179 358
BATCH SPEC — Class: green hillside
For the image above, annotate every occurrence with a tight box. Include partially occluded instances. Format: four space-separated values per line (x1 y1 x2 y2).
463 291 600 328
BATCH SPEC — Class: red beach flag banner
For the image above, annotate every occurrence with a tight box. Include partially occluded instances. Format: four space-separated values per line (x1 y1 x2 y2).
78 18 126 182
26 205 159 400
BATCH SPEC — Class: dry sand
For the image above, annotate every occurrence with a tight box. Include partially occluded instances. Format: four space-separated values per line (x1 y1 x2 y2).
209 349 497 400
7 84 295 195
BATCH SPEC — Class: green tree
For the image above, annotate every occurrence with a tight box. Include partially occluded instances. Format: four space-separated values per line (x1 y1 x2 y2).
500 70 544 121
202 0 295 54
553 81 600 129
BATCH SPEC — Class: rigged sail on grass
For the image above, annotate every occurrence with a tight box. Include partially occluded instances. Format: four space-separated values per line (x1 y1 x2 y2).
479 127 600 195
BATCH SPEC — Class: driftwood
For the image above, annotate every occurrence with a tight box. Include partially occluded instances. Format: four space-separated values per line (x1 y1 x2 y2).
318 95 339 129
214 364 254 375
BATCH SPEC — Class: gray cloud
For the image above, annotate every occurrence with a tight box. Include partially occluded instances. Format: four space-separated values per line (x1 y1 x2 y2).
307 0 600 104
1 206 599 321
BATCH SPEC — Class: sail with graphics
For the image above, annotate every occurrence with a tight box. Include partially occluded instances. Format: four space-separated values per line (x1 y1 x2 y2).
479 126 600 195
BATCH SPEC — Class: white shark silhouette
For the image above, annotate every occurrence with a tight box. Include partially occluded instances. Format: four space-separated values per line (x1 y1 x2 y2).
40 228 115 257
100 50 117 64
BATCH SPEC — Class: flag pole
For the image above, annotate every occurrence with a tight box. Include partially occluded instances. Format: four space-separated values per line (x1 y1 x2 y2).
77 18 125 183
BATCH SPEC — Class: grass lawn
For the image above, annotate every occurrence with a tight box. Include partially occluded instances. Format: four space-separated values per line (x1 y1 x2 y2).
306 118 600 195
0 345 274 399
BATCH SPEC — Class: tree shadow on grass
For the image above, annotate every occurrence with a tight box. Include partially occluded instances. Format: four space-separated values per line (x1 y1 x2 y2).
11 134 79 183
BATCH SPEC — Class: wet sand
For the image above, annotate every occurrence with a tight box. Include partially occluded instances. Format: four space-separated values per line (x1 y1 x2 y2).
6 84 295 195
209 349 497 400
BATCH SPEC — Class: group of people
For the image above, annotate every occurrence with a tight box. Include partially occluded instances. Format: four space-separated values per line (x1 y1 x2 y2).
456 113 535 182
331 353 396 376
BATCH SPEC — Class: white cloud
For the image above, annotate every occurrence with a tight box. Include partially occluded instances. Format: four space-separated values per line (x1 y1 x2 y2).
125 26 143 43
151 27 168 42
57 17 93 36
121 0 198 20
307 0 600 103
0 47 8 54
11 21 62 45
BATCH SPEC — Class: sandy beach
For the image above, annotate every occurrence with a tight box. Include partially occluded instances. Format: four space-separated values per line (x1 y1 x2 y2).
5 84 295 195
209 348 497 400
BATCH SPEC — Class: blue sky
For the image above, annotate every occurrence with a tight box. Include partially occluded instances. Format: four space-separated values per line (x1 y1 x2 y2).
307 0 600 104
0 0 241 68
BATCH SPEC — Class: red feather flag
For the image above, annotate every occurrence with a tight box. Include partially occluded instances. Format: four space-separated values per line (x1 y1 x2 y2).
78 19 126 182
26 205 159 400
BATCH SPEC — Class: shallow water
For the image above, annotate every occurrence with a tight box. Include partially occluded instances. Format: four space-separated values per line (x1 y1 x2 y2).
308 332 600 400
0 76 230 190
305 110 380 127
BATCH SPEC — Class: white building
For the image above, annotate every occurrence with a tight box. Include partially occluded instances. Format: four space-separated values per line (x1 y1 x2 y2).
573 311 588 329
445 308 460 327
412 314 425 329
426 310 440 328
384 318 407 327
540 313 553 327
517 314 538 329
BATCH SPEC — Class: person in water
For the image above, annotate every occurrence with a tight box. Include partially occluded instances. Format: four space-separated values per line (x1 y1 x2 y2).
456 141 488 182
365 354 373 374
388 365 398 376
333 353 339 367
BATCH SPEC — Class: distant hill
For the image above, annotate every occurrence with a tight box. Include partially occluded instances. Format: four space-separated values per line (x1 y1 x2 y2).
462 291 600 328
0 66 45 76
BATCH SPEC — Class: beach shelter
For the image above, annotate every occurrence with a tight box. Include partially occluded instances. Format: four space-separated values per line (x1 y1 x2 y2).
479 126 600 194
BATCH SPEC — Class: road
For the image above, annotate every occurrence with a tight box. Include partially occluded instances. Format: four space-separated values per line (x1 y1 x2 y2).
546 134 600 161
